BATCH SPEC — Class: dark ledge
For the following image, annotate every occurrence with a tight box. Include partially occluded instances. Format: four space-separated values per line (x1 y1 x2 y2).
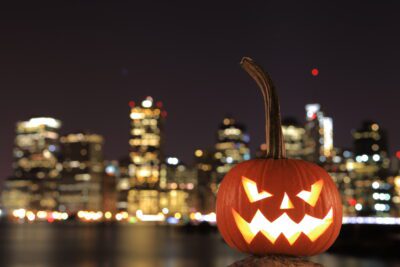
228 255 324 267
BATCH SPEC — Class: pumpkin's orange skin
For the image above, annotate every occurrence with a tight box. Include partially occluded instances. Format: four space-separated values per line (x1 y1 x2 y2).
216 159 342 256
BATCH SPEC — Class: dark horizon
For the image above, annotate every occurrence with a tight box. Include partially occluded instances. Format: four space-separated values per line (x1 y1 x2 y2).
1 1 400 181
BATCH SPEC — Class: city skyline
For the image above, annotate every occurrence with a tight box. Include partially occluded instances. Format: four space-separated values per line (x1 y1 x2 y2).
2 1 400 182
3 96 398 219
0 99 398 182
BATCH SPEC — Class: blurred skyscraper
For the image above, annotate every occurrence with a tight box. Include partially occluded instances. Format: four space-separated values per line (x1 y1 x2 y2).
58 132 104 213
214 116 250 184
2 117 62 211
256 104 333 163
353 121 389 163
127 97 166 215
158 157 196 218
350 121 393 216
304 104 334 163
281 118 307 159
193 149 216 213
116 157 130 211
256 117 309 160
103 161 118 215
160 157 196 191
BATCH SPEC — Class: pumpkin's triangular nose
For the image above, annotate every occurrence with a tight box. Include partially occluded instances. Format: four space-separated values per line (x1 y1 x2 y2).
280 193 294 209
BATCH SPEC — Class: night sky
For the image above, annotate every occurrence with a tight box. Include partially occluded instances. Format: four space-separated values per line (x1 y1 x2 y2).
1 1 400 181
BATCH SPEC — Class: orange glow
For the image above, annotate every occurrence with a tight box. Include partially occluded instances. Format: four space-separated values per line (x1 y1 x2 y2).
296 179 324 207
232 208 333 245
242 177 273 203
280 193 294 209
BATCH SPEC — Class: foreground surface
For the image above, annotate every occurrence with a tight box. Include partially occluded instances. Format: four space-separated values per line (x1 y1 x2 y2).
0 222 398 267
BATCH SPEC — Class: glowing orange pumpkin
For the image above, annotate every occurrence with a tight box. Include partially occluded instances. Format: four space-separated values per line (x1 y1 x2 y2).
216 57 342 256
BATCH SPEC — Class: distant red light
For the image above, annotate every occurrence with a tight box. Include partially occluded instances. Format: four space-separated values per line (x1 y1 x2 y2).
156 101 163 108
161 111 168 118
311 68 319 76
129 101 135 108
310 113 317 120
348 198 357 206
396 151 400 159
47 217 54 223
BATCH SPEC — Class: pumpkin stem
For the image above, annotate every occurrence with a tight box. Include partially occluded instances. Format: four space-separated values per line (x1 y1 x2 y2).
240 57 286 159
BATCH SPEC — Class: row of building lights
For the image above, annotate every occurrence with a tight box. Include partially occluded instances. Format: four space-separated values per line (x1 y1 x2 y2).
9 208 400 225
3 96 400 225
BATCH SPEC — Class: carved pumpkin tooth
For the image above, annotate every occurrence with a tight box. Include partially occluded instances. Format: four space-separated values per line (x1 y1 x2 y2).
232 208 334 246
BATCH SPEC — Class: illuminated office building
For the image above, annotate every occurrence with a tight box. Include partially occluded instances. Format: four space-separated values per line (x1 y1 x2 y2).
103 161 118 214
116 157 130 211
128 96 165 188
257 118 311 160
128 156 195 217
2 117 62 211
350 121 392 216
353 121 389 165
304 104 334 163
59 133 104 213
281 118 307 159
214 117 250 184
2 178 32 212
160 157 195 217
256 118 309 160
327 149 357 216
161 157 196 191
193 149 216 213
127 97 166 215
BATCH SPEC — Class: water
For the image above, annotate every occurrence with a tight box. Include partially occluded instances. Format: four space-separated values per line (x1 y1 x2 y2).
0 223 397 267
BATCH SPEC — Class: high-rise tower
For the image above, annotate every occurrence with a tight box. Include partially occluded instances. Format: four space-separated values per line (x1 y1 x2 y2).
127 97 166 215
59 132 104 213
214 116 250 184
351 121 392 216
2 117 62 211
304 104 334 163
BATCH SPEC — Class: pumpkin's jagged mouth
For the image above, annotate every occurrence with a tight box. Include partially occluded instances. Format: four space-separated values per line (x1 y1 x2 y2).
232 208 333 245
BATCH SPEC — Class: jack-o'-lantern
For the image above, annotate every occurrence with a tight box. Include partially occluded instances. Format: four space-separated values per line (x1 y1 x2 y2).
216 57 342 256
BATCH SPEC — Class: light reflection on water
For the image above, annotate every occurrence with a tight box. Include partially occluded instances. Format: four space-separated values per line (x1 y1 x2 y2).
0 223 397 267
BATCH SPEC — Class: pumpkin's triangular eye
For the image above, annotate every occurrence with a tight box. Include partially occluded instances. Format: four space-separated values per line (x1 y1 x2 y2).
242 176 273 203
296 179 324 207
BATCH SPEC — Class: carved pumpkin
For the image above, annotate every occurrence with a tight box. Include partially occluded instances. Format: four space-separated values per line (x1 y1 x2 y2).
216 57 342 256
